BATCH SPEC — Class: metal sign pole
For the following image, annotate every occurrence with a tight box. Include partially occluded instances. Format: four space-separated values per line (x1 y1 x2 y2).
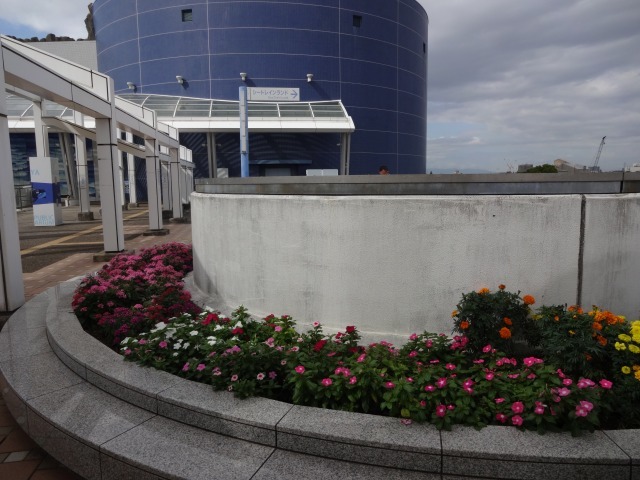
239 86 249 177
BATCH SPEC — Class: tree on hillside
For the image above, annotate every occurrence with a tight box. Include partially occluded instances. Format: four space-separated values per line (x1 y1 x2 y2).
525 164 558 173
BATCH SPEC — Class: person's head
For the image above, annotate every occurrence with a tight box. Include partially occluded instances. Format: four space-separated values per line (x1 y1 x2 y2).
378 165 390 175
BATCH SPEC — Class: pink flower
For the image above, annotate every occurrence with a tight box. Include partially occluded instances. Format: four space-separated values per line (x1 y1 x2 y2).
425 385 435 392
138 339 147 345
406 377 414 383
196 364 206 372
231 374 239 382
557 387 571 397
599 379 613 389
562 378 573 386
349 376 357 385
577 378 596 389
408 351 418 358
159 341 168 349
445 363 456 371
357 354 366 363
523 357 543 367
384 382 396 389
400 418 413 425
579 400 594 412
511 401 524 414
269 371 277 380
295 365 306 374
425 340 433 348
495 398 505 404
420 400 427 407
495 413 507 423
409 333 418 341
124 349 131 356
534 402 545 415
527 373 537 380
321 378 333 387
447 404 455 410
274 326 282 332
512 415 523 426
482 344 492 353
557 368 566 378
182 363 190 372
256 373 265 380
281 360 287 365
473 359 485 364
312 321 320 327
436 405 447 417
485 372 495 381
436 377 448 389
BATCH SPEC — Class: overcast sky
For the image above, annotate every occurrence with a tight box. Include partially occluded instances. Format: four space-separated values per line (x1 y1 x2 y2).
1 0 638 172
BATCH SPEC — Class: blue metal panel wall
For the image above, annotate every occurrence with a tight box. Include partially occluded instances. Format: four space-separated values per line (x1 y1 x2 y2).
94 0 428 175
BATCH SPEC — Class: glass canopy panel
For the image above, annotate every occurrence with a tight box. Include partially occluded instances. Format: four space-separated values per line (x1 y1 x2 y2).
210 101 238 117
137 97 179 116
278 104 312 117
247 103 279 117
310 104 345 117
174 98 212 117
5 95 33 117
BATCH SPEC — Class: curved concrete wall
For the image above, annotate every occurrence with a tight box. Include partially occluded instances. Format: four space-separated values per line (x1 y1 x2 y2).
192 193 640 342
93 0 428 174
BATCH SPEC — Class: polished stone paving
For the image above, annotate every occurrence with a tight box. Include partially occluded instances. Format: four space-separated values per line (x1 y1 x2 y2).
0 205 191 480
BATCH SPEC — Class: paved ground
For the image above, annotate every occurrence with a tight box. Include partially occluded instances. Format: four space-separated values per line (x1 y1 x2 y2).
0 204 192 480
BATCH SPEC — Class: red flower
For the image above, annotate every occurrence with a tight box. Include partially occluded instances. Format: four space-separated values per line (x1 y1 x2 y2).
202 313 219 326
313 340 327 352
231 327 244 336
346 326 356 333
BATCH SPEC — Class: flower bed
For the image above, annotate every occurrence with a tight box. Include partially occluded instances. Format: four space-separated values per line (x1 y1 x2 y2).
74 244 640 434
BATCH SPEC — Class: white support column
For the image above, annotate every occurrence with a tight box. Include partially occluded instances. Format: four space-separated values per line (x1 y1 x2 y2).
32 102 50 157
95 83 125 252
0 48 26 311
170 148 183 219
74 111 93 220
125 132 138 207
161 160 171 212
145 137 164 231
118 131 125 208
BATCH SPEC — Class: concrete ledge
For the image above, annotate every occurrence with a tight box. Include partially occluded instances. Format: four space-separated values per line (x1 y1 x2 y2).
1 283 640 479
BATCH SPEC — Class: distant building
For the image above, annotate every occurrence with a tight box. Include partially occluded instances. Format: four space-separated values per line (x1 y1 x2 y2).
625 163 640 173
517 164 533 173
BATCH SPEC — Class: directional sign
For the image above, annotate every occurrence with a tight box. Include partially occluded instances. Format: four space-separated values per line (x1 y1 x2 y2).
248 87 300 102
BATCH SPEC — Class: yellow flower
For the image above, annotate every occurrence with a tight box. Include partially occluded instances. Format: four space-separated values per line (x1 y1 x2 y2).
622 366 631 374
478 287 490 295
635 370 640 382
632 335 640 344
569 330 575 336
615 342 627 351
634 365 640 371
618 334 632 342
629 344 640 354
451 310 458 318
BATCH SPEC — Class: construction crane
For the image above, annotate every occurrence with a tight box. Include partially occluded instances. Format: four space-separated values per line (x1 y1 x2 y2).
592 136 606 170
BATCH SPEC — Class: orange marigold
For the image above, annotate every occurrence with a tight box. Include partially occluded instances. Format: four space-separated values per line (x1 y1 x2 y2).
478 287 490 295
499 327 512 339
554 315 560 322
592 322 603 331
498 284 506 290
460 320 470 330
451 310 459 318
596 335 607 346
568 305 583 314
585 353 593 361
503 317 512 326
523 295 535 305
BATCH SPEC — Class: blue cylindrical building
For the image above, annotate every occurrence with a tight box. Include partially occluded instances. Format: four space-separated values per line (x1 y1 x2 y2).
93 0 428 175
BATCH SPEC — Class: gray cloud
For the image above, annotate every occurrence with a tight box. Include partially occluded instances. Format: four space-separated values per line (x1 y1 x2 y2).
420 0 640 171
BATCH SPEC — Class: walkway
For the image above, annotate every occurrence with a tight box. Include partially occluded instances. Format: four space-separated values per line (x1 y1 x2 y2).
0 205 191 480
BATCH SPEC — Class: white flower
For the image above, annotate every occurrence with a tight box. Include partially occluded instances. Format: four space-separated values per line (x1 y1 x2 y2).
172 352 179 357
204 306 215 312
165 329 176 340
153 322 167 331
189 330 199 336
214 325 223 331
173 343 182 350
234 321 243 328
120 337 131 344
182 342 190 349
208 340 216 346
